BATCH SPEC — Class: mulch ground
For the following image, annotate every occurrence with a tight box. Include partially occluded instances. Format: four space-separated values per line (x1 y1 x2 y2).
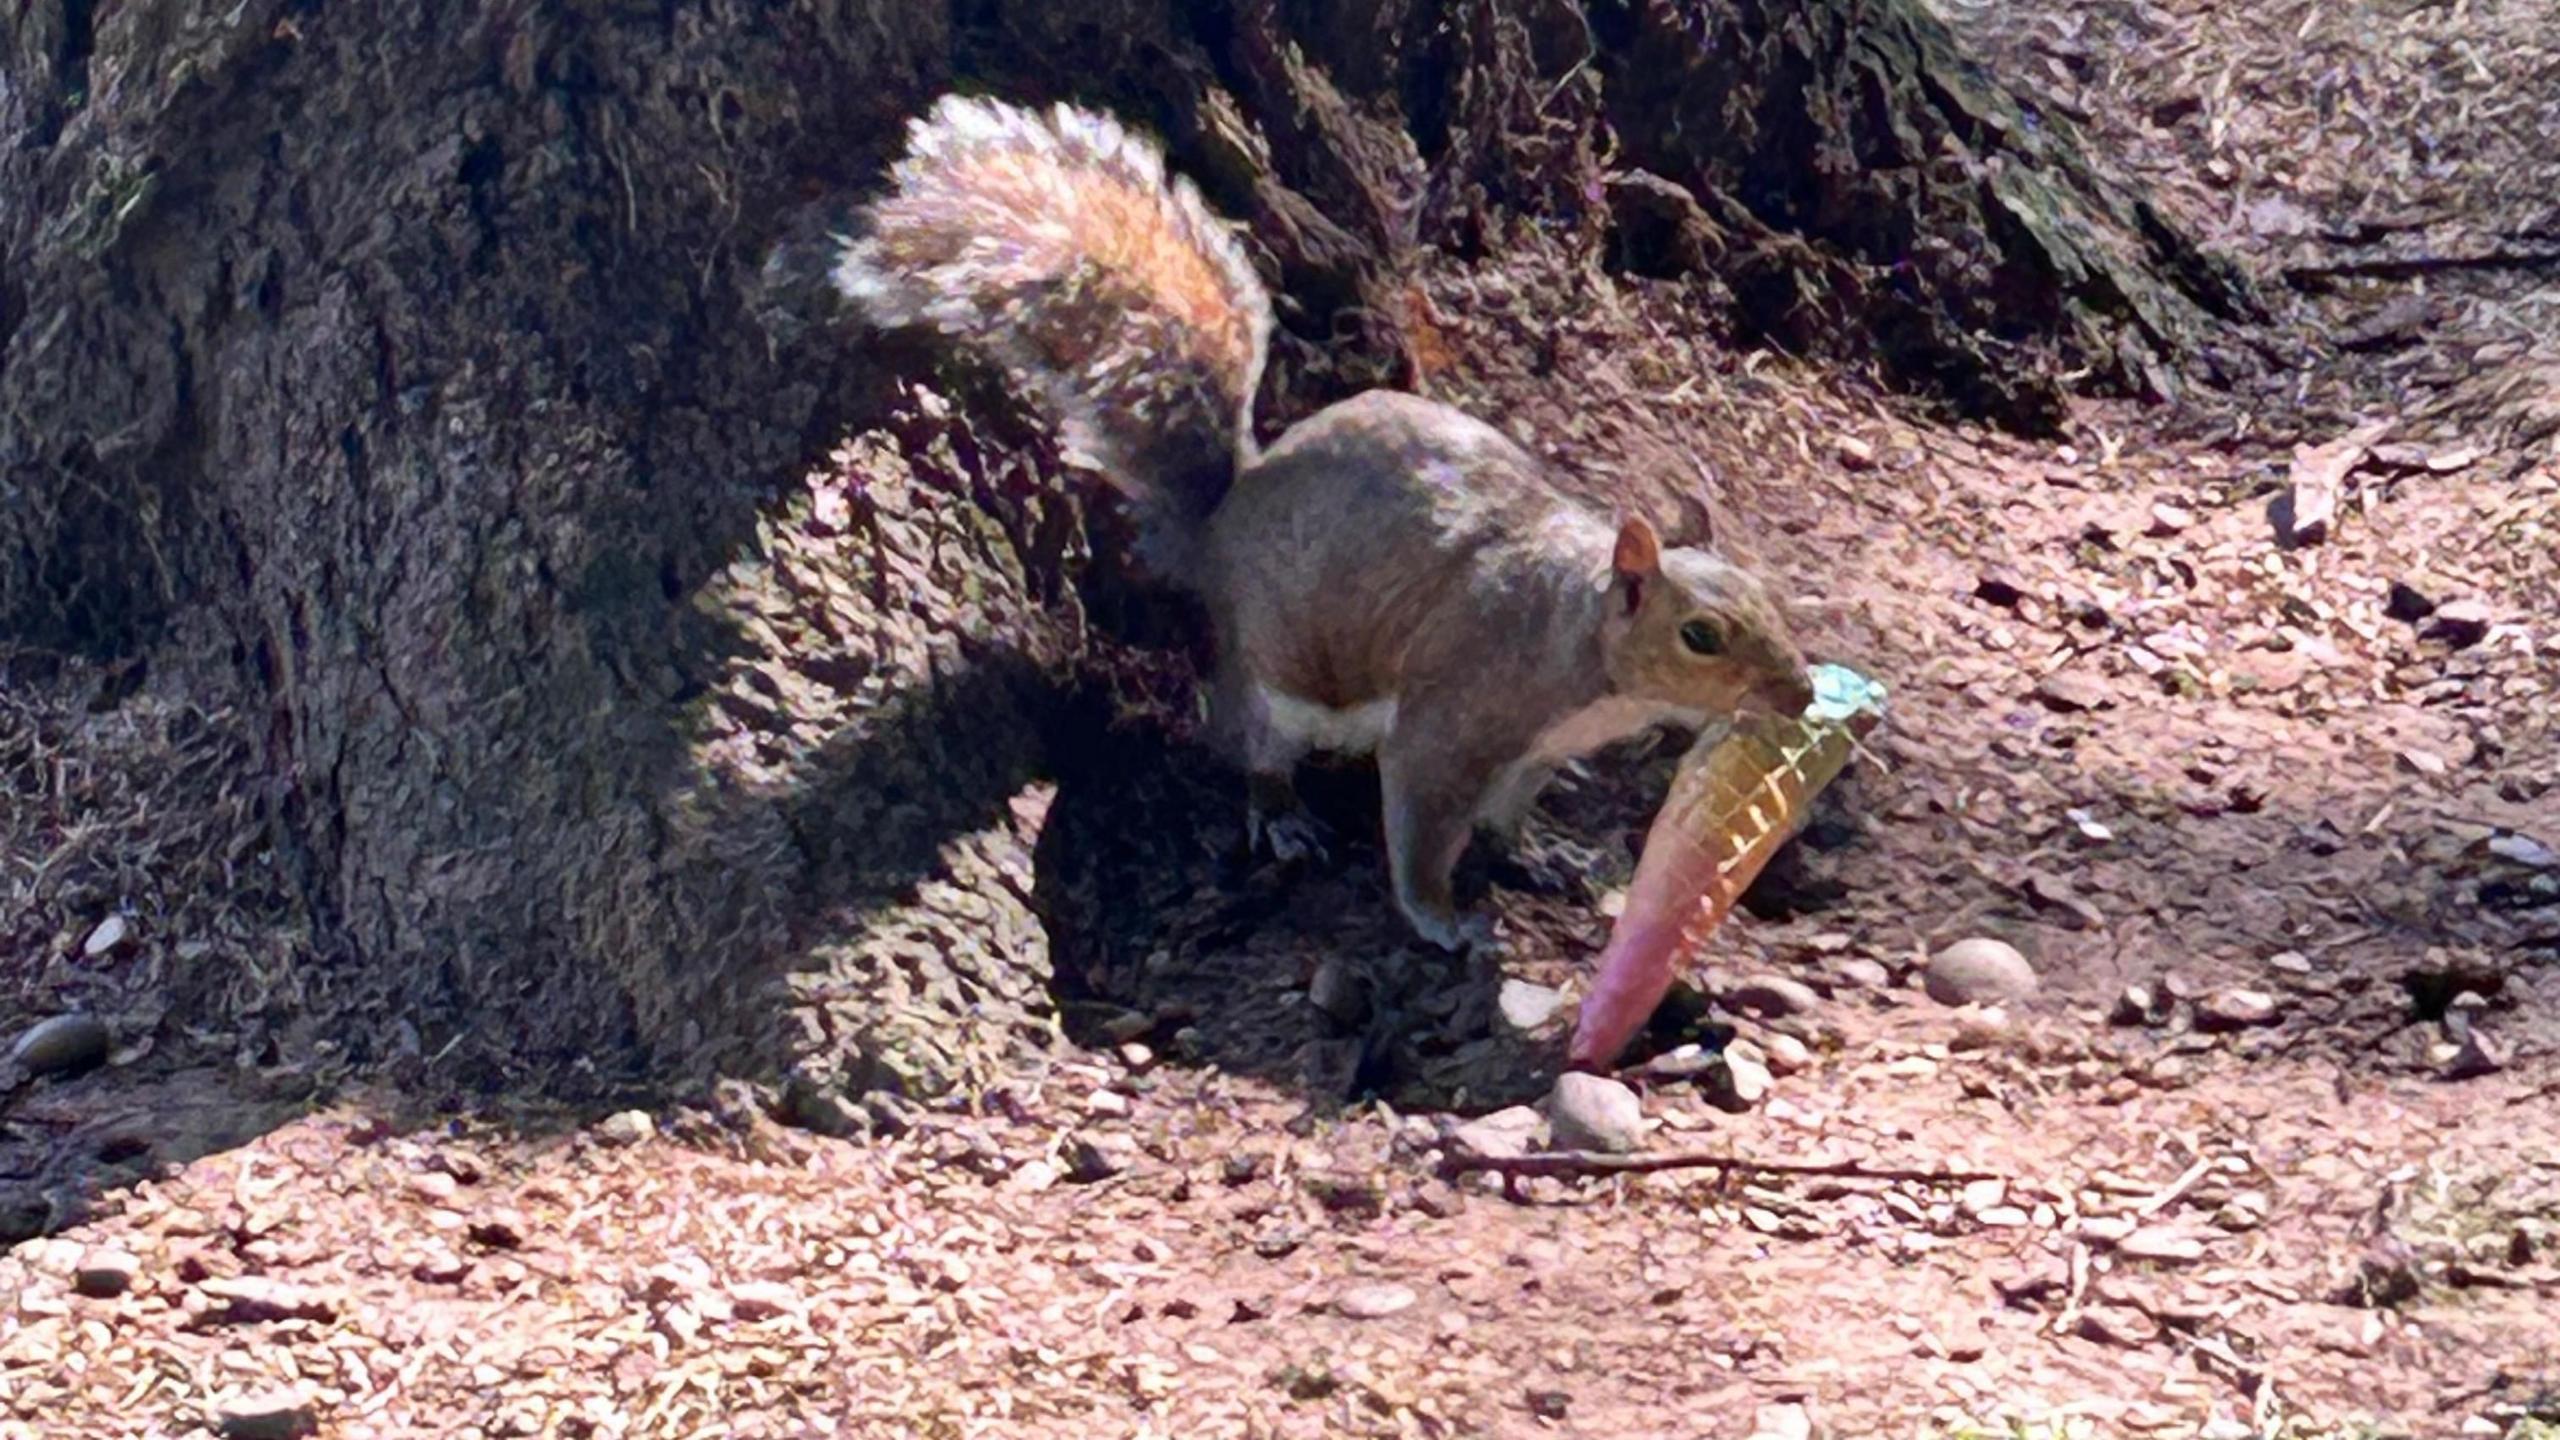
6 0 2559 1434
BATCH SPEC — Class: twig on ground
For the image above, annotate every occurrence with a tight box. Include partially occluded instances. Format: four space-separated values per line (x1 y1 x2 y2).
2284 248 2560 283
1435 1149 2004 1191
2132 1157 2220 1218
2051 1240 2094 1339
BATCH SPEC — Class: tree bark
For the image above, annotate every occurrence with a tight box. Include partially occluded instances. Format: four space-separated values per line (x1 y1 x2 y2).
1590 0 2263 428
0 0 2251 1103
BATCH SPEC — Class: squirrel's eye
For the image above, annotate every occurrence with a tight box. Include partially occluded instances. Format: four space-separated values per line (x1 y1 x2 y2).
1679 619 1724 656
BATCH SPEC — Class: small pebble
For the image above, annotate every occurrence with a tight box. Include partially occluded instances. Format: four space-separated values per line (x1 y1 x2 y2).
1750 1402 1815 1440
1064 1135 1127 1184
9 1014 110 1079
82 915 132 958
1333 1281 1416 1319
72 1249 140 1299
2424 600 2492 648
2217 1192 2271 1230
1083 1088 1131 1119
1950 1008 2009 1050
2110 983 2167 1027
731 1281 797 1320
2445 1030 2507 1080
1832 957 1893 990
1449 1106 1546 1160
1634 1044 1718 1083
20 1238 83 1277
1761 1033 1813 1076
2032 670 2112 713
1725 974 1821 1019
2488 833 2555 869
410 1250 472 1285
216 1390 320 1440
2193 989 2280 1032
595 1110 655 1147
1407 1178 1465 1219
1306 959 1364 1025
2444 990 2490 1041
1702 1042 1774 1114
1925 939 2038 1007
1547 1073 1645 1153
1496 979 1565 1031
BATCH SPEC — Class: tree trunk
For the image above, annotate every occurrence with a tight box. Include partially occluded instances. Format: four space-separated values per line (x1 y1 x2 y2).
1589 0 2264 428
0 0 2251 1104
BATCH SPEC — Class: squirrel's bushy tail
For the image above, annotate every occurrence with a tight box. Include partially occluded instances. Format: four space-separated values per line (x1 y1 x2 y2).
834 94 1273 573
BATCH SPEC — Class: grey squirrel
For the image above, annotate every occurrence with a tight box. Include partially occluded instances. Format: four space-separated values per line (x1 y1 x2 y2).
833 94 1816 950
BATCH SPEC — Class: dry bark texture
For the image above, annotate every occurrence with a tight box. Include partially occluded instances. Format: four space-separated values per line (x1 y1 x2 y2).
0 0 2246 1100
1594 0 2263 425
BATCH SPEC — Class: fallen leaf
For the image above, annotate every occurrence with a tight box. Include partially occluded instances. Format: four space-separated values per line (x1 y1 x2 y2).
2272 420 2390 547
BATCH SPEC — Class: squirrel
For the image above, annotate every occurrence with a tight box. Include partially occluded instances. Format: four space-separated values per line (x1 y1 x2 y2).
832 94 1816 951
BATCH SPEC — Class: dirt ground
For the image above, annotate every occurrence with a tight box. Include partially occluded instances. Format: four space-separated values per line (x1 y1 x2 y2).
5 0 2558 1435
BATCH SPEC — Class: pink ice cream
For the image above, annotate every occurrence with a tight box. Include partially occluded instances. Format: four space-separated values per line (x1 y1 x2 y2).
1564 766 1752 1071
1565 664 1883 1072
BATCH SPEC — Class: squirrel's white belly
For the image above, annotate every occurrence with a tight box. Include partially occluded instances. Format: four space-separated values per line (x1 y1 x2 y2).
1260 687 1398 757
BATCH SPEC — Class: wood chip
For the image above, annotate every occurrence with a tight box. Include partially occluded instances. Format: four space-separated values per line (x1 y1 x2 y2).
2273 420 2390 547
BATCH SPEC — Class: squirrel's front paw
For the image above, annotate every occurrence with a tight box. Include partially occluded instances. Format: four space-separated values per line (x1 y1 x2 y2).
1400 899 1496 954
1250 807 1335 867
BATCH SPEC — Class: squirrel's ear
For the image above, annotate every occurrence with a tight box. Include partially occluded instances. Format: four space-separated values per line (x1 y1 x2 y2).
1611 516 1662 579
1610 515 1660 617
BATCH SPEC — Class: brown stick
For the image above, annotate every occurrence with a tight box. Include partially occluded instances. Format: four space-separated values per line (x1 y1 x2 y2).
1436 1149 2004 1187
2283 249 2560 283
